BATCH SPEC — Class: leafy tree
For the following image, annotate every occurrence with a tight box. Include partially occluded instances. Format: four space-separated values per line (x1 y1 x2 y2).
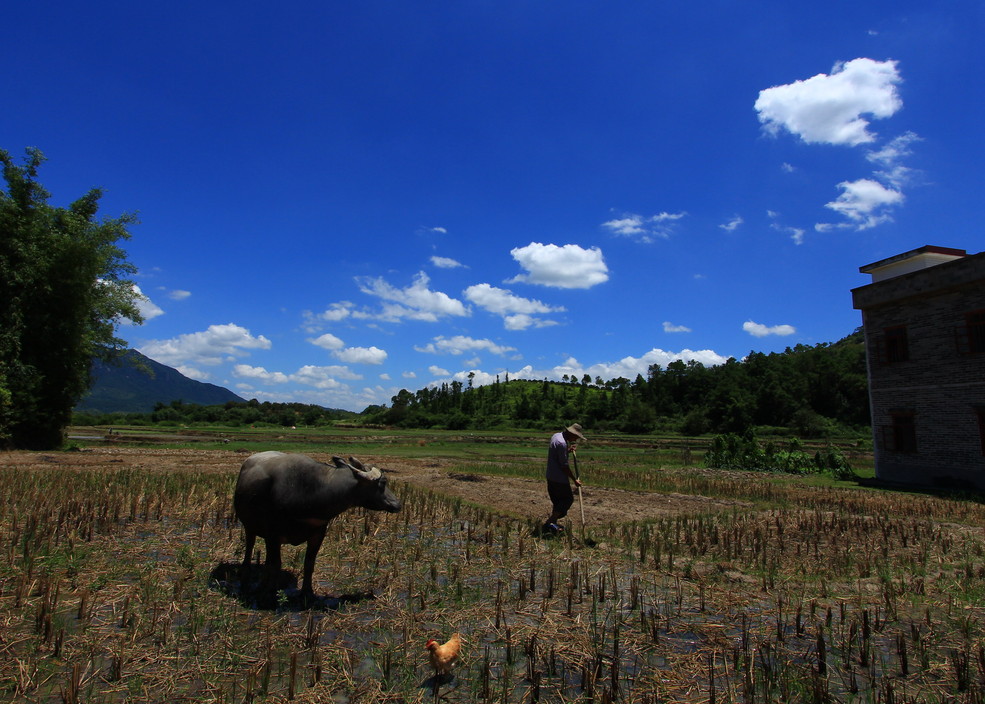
0 148 142 449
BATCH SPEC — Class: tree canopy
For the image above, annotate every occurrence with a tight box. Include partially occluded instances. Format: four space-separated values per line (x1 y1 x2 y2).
359 331 869 437
1 148 143 449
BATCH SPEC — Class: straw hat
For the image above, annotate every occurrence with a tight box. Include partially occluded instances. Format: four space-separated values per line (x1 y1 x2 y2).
565 423 587 441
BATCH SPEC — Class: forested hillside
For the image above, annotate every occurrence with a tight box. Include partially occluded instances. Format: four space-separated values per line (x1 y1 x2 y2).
77 349 245 413
362 331 869 437
73 331 869 439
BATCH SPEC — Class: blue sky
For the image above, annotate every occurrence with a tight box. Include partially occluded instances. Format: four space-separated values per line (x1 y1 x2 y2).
4 2 983 411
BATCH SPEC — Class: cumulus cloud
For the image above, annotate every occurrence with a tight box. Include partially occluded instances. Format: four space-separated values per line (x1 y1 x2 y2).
140 323 271 366
309 333 345 351
463 283 564 329
232 364 290 384
177 366 210 381
121 284 163 324
508 242 609 289
167 289 191 301
429 365 450 376
743 320 796 337
415 335 516 356
663 322 692 333
602 212 687 243
431 255 464 269
291 364 363 386
308 333 387 365
233 364 362 390
302 302 353 332
755 58 902 146
719 216 743 233
356 271 469 321
504 314 559 331
820 178 904 230
430 348 730 389
335 346 387 365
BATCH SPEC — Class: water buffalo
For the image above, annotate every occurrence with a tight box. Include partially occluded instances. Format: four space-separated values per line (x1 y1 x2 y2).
234 451 401 596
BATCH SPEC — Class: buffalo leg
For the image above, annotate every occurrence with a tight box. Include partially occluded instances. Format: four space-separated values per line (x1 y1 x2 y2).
241 529 257 586
242 530 256 568
302 527 327 595
263 536 282 593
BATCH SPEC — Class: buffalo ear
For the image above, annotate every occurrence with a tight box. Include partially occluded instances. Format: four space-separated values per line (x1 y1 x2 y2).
332 456 350 468
348 457 365 470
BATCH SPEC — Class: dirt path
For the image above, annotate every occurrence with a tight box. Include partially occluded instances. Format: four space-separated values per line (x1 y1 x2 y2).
1 448 749 526
381 457 747 525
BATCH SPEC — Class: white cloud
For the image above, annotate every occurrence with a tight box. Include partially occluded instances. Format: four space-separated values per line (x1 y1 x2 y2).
768 212 806 245
177 366 210 381
504 313 559 331
463 283 564 329
233 364 362 391
755 58 902 146
415 335 517 356
356 271 469 321
130 285 164 323
507 242 609 289
867 131 920 166
309 333 345 351
431 255 464 269
335 346 388 365
484 348 729 384
821 178 904 230
663 321 692 333
140 323 271 366
302 302 353 332
743 320 796 337
719 216 743 233
429 365 450 376
602 212 687 243
291 364 363 386
402 371 417 379
168 289 191 301
867 131 922 189
233 364 290 384
318 302 353 322
601 216 646 237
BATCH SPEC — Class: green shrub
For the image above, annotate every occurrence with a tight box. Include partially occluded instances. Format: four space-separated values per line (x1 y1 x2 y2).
704 431 856 479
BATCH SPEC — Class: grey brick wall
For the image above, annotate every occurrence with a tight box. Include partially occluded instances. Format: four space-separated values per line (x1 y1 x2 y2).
852 251 985 489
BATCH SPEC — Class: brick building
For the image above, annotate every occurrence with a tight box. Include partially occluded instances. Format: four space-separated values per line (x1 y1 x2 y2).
851 245 985 489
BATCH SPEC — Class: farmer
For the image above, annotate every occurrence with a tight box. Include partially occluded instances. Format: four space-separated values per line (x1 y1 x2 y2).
543 423 586 535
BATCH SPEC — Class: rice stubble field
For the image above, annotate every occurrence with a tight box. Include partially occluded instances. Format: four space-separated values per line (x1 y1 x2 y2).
2 441 985 703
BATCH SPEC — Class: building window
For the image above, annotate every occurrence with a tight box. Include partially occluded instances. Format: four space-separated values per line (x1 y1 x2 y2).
977 408 985 456
879 326 910 364
882 411 917 453
958 310 985 355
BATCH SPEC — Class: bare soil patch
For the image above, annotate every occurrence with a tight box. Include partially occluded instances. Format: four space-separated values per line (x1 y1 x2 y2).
383 457 748 524
0 447 748 525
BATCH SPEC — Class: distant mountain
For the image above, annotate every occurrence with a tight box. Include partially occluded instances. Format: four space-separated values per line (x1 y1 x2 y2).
76 349 246 414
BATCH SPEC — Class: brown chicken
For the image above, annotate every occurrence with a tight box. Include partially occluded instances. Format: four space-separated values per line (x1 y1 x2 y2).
425 632 461 678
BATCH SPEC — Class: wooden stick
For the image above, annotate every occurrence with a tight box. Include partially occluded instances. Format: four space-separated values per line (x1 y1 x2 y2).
573 453 586 541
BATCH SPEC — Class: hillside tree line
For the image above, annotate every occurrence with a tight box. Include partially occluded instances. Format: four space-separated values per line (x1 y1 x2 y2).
73 332 868 439
361 332 868 437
